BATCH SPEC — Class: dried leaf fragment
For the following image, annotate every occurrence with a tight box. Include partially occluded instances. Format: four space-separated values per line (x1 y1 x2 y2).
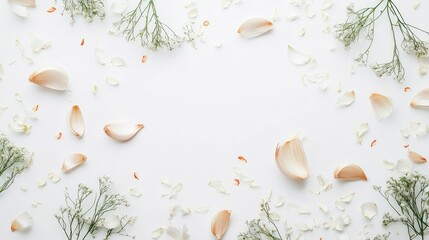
69 105 85 138
29 66 68 91
334 164 367 181
104 122 144 141
275 137 309 180
11 212 33 232
47 7 56 13
369 93 393 119
211 210 231 240
237 18 273 38
410 88 429 109
62 153 87 173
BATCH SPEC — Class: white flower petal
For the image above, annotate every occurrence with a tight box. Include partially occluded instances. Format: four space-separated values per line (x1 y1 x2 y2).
47 173 61 183
275 137 309 180
8 0 28 17
335 200 346 211
336 90 355 107
152 227 164 239
103 215 120 229
208 179 229 194
62 153 87 173
237 18 273 38
195 206 209 214
69 105 85 138
29 66 68 91
162 183 183 199
410 88 429 109
31 34 51 53
341 193 355 203
187 8 198 18
334 216 344 232
9 114 31 135
110 57 126 67
396 159 413 173
130 187 142 197
0 64 4 80
104 122 144 141
369 93 393 119
95 47 107 65
361 202 377 220
0 106 7 116
110 0 128 14
319 204 328 214
288 45 312 66
321 0 333 10
383 159 396 170
11 212 33 232
14 0 35 7
105 76 120 86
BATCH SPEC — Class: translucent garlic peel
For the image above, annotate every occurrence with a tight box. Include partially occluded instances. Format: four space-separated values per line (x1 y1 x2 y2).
237 18 273 38
29 66 68 91
369 93 393 119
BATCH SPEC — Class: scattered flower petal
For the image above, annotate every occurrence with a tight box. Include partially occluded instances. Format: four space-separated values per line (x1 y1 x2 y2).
361 202 377 220
105 76 120 86
8 0 28 17
288 45 312 66
208 179 229 194
103 215 120 229
0 64 5 80
130 187 142 197
110 57 126 67
9 114 31 135
383 159 396 170
167 225 190 240
396 159 413 173
95 47 107 65
336 90 355 107
355 123 369 144
370 139 377 147
47 173 61 183
237 18 273 38
110 0 129 14
237 155 247 163
152 227 164 239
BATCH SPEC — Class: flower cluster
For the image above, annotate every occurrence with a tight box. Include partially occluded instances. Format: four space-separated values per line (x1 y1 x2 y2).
238 200 291 240
0 135 32 194
55 176 135 240
62 0 106 24
374 172 429 240
335 0 429 82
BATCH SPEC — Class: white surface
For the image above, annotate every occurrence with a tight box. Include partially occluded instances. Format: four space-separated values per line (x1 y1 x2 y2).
0 0 428 239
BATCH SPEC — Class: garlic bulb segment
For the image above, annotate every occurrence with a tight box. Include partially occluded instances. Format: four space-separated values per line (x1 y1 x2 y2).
211 210 231 240
62 153 87 173
238 18 273 38
410 88 429 109
69 105 85 138
369 93 393 119
408 150 427 163
275 138 309 180
334 164 367 181
29 66 68 91
104 122 144 141
11 212 33 232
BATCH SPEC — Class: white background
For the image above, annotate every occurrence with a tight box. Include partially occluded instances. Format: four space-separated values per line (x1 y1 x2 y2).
1 0 429 239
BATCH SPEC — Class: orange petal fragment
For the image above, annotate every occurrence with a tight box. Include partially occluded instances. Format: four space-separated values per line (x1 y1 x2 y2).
47 7 56 13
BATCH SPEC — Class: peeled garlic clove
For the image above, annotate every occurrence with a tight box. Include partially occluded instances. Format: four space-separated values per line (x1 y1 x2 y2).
408 150 427 163
104 122 144 141
410 88 429 109
237 18 273 38
62 153 87 173
211 210 231 240
14 0 35 7
275 138 309 180
369 93 393 119
11 212 33 232
29 66 68 91
103 215 120 229
288 45 312 66
69 105 85 138
336 90 355 107
8 0 27 17
334 164 367 181
361 202 377 220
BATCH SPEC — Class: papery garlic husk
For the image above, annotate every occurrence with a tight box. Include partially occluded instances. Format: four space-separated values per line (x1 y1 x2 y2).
62 153 87 173
237 18 273 38
288 45 312 66
361 202 377 220
211 210 231 240
11 212 33 232
336 90 355 107
334 164 367 181
410 88 429 109
69 105 85 138
408 150 427 163
275 138 309 180
369 93 393 119
29 66 68 91
104 122 144 141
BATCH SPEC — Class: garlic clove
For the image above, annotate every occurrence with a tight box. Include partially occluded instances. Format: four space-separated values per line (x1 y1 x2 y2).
14 0 35 7
361 202 377 220
288 45 312 66
62 153 87 173
29 66 68 91
408 150 427 163
369 93 393 119
336 90 355 107
211 210 231 240
69 105 85 138
275 137 309 180
237 18 273 38
334 164 367 181
104 122 144 141
11 212 33 232
8 0 28 17
410 88 429 109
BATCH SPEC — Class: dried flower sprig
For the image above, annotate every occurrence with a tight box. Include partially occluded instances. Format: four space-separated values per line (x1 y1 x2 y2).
115 0 183 51
374 172 429 240
238 201 292 240
62 0 106 24
0 135 32 194
335 0 429 82
55 176 135 240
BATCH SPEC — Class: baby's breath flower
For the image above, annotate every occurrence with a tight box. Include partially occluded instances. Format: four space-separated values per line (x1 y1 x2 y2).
62 0 105 25
335 0 429 82
56 177 133 240
0 135 32 194
375 172 429 239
